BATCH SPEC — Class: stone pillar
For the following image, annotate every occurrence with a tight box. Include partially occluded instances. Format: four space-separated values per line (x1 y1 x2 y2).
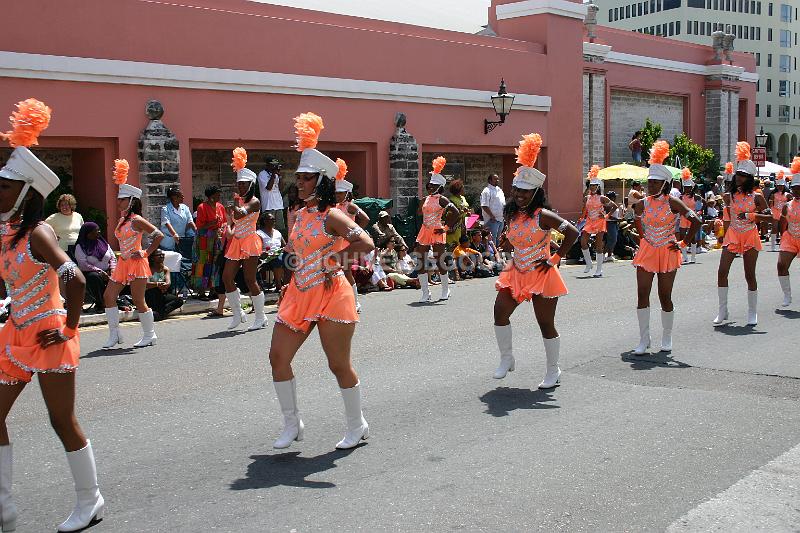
388 113 420 216
705 87 739 164
583 43 611 175
137 100 180 224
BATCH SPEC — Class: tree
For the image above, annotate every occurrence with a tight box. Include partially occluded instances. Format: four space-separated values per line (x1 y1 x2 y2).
670 132 717 180
639 118 663 162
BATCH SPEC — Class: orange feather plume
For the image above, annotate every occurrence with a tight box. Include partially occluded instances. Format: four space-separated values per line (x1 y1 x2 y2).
648 140 670 165
736 141 751 161
335 158 348 180
1 98 52 148
293 112 324 152
515 133 542 168
431 156 446 174
725 162 734 174
681 167 691 180
791 157 800 175
777 170 785 180
112 159 129 185
231 147 247 172
587 165 600 179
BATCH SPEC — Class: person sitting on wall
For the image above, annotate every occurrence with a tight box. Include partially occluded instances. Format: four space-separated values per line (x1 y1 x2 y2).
371 211 407 249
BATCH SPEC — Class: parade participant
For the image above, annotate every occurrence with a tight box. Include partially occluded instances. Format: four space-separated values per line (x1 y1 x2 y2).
222 147 266 331
492 133 579 389
0 99 104 532
777 158 800 307
678 168 702 264
721 162 734 236
269 112 374 450
631 142 701 354
580 165 617 277
769 171 792 252
334 159 370 313
102 159 163 349
714 142 771 326
414 157 459 302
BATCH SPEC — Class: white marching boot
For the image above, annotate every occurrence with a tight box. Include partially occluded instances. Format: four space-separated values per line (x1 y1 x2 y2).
248 292 267 330
493 324 515 379
593 253 604 277
538 336 562 389
273 378 304 449
747 290 758 325
353 284 362 314
681 247 689 264
133 310 157 347
779 276 792 307
581 248 593 273
634 307 651 355
713 286 729 325
0 445 17 533
440 272 451 301
660 310 674 353
101 307 123 350
336 382 369 449
57 441 104 532
418 273 431 303
226 291 246 330
689 243 697 264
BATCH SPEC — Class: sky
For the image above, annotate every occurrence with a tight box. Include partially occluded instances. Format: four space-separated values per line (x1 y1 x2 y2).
251 0 493 33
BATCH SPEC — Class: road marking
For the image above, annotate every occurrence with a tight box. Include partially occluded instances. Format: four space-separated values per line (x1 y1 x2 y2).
667 442 800 532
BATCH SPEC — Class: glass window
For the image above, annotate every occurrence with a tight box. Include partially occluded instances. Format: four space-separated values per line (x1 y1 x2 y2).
714 0 719 8
768 53 773 67
780 29 790 47
780 54 791 71
756 52 761 66
757 1 761 13
638 2 643 15
769 2 773 15
707 22 712 34
738 25 743 38
644 2 649 13
688 0 704 6
694 20 699 33
757 27 761 40
651 0 657 12
769 28 773 41
663 22 668 33
757 80 760 91
669 21 675 35
781 3 791 21
780 80 789 96
658 0 662 10
744 26 749 39
767 104 771 117
676 21 681 34
767 78 772 92
756 103 760 117
779 105 790 122
663 0 680 9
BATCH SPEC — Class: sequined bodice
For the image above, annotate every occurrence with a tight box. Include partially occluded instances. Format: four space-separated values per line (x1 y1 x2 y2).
773 191 789 211
729 193 757 233
507 210 550 272
681 194 694 206
641 196 678 248
422 195 445 228
115 217 143 260
289 207 342 291
586 194 605 220
0 224 64 329
787 199 800 236
233 203 258 239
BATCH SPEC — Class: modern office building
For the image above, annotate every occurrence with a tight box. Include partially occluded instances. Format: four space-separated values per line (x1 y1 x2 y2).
597 0 800 163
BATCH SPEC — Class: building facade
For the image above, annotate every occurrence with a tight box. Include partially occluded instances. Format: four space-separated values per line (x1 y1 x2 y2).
597 0 799 163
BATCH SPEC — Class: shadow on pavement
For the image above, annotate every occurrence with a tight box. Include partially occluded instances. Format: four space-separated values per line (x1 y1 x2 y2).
230 447 362 490
712 323 767 336
197 330 249 340
775 309 800 319
82 347 138 359
479 386 559 417
619 351 692 371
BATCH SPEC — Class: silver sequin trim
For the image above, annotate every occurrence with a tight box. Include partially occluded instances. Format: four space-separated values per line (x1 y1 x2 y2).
10 293 50 320
11 308 67 329
345 226 363 240
57 261 78 282
5 345 76 374
6 264 48 298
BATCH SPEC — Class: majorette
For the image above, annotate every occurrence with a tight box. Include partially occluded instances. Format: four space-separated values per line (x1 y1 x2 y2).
769 169 792 252
334 158 370 313
678 167 702 264
777 157 800 307
579 165 618 278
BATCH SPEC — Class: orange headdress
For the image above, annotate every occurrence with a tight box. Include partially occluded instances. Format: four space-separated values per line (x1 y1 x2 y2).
335 158 348 181
294 112 323 152
792 157 800 175
231 147 247 172
587 165 600 180
0 98 51 148
681 167 691 180
736 141 751 161
431 156 446 175
777 170 785 180
515 133 542 168
113 159 129 185
648 140 670 165
725 162 734 175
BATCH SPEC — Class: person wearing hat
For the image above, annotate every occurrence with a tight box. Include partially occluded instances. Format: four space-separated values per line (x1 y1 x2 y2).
580 165 617 277
222 147 267 332
630 141 701 355
101 159 164 350
721 162 735 237
776 157 800 307
0 99 105 532
714 142 771 326
768 170 792 252
678 168 703 264
269 112 375 450
258 155 286 236
372 210 406 250
414 156 460 302
334 159 370 313
492 134 579 389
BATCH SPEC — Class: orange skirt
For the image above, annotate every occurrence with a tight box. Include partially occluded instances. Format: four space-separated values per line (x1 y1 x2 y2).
0 315 80 385
632 240 682 273
495 263 568 303
780 232 800 255
225 234 262 260
416 225 446 246
723 227 762 254
723 210 730 222
771 208 783 221
111 256 151 285
276 274 359 333
584 217 607 234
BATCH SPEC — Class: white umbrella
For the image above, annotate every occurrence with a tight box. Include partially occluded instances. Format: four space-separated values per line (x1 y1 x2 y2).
757 160 790 177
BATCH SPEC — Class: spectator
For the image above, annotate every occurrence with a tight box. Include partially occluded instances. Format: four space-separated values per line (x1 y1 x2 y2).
628 131 643 164
469 231 495 276
670 178 682 198
480 228 504 273
160 186 197 255
144 249 184 321
447 179 470 250
258 156 286 235
45 193 84 258
284 183 303 234
380 238 419 288
480 173 505 245
193 185 226 300
605 191 623 261
256 212 286 292
75 221 116 314
396 244 417 278
352 250 391 292
453 235 480 278
372 211 407 249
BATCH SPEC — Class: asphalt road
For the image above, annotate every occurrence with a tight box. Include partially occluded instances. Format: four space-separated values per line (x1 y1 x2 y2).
9 249 800 532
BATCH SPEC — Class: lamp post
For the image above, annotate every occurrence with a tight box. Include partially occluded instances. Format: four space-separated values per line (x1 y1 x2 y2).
484 79 515 134
755 126 768 148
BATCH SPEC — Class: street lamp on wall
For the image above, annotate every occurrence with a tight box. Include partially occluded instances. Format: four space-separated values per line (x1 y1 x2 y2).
756 127 768 148
484 79 515 134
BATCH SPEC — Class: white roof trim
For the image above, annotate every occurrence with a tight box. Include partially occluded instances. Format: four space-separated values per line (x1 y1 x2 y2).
496 0 588 21
583 42 613 59
606 51 757 82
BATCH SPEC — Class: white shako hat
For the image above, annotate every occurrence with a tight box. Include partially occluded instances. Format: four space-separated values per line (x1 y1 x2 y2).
791 158 800 187
792 174 800 187
297 148 338 178
0 146 59 199
775 172 786 186
429 156 447 186
647 140 671 181
335 179 354 193
293 112 339 181
334 158 353 192
236 168 257 183
117 183 142 199
681 168 694 187
735 141 757 177
512 133 545 190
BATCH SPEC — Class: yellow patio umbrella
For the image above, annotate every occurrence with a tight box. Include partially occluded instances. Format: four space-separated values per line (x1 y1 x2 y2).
596 164 648 182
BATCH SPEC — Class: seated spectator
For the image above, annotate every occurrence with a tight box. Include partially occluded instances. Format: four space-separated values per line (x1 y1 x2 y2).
371 211 407 249
75 222 116 314
145 249 184 321
45 193 84 259
480 229 504 273
352 251 392 292
256 212 286 292
453 236 481 278
396 244 417 278
469 231 495 277
380 238 419 288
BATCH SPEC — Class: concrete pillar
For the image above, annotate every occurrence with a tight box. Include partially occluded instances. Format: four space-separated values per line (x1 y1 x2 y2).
388 113 420 217
137 100 180 225
705 77 741 164
583 69 607 174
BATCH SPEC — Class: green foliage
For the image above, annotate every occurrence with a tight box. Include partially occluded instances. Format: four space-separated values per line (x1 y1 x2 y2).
639 118 663 161
670 132 717 181
83 207 108 236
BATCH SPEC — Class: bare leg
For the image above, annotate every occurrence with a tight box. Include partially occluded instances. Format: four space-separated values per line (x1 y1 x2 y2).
241 257 261 296
0 383 26 445
102 280 124 308
268 323 311 382
222 259 241 293
656 270 677 312
494 288 521 326
38 373 86 452
777 251 795 277
636 268 655 309
742 248 759 291
594 232 606 255
129 278 149 314
717 248 736 287
531 295 559 339
317 321 358 388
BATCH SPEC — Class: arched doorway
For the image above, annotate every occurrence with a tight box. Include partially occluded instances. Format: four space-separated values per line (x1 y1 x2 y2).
766 133 775 160
792 134 798 158
779 133 790 165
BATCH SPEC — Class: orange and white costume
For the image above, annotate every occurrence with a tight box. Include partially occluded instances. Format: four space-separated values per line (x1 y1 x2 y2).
416 156 453 303
417 195 447 246
224 207 261 260
772 190 789 221
632 195 681 273
722 192 762 254
110 215 151 285
780 198 800 255
583 193 607 234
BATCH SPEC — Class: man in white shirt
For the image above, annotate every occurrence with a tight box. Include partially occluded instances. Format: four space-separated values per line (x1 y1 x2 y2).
480 173 506 245
257 156 286 235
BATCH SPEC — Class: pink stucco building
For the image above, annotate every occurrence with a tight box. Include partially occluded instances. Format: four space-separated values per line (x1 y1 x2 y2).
0 0 756 233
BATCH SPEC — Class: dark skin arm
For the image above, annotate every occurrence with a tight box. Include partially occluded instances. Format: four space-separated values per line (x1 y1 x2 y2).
631 197 646 245
435 196 460 235
347 203 370 229
535 210 579 271
780 204 789 234
737 193 771 222
668 195 702 247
